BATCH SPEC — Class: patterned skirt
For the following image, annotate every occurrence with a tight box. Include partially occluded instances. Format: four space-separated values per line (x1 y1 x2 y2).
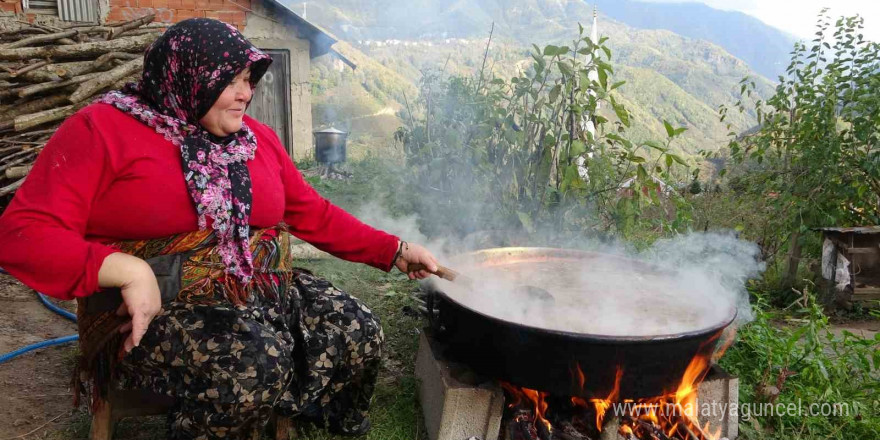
75 225 384 439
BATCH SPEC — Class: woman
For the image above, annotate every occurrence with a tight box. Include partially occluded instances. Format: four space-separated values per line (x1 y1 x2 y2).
0 18 438 439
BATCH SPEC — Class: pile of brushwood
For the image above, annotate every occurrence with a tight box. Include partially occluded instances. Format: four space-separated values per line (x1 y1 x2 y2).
0 14 161 204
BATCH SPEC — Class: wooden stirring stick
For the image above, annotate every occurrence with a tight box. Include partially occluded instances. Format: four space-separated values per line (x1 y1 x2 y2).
406 262 463 282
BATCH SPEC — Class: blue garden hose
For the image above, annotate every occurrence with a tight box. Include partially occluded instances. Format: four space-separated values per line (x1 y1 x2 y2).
0 267 79 364
0 335 79 364
36 291 77 322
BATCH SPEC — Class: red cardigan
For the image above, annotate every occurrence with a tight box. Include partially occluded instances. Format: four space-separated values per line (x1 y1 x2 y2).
0 103 399 300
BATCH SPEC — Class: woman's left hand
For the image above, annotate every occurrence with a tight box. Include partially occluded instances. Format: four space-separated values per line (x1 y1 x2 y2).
394 241 439 280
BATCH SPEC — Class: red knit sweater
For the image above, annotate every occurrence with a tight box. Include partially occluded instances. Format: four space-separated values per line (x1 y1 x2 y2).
0 103 399 300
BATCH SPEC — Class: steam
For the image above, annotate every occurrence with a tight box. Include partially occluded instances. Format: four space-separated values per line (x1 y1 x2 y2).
644 232 763 325
356 203 763 337
355 202 449 256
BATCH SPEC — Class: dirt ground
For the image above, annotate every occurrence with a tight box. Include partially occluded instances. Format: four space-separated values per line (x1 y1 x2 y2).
828 318 879 340
0 273 83 439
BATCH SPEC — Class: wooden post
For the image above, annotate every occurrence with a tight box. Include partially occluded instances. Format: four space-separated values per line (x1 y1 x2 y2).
826 241 839 305
783 231 802 289
275 415 293 440
89 399 115 440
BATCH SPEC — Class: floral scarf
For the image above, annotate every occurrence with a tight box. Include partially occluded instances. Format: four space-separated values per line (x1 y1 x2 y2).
98 18 272 282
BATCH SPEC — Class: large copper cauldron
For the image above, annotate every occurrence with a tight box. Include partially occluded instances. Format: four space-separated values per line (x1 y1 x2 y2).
424 247 735 399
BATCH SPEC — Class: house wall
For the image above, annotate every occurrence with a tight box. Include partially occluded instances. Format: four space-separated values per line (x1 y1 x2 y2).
242 0 312 161
103 0 249 29
0 0 22 14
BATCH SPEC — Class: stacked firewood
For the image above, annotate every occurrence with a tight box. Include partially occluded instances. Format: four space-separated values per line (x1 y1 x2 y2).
0 14 162 203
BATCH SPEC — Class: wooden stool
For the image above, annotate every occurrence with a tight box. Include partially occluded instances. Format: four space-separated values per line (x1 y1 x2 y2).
89 389 293 440
89 388 174 440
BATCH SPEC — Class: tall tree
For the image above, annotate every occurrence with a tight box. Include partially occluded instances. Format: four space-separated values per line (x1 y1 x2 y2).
723 11 880 232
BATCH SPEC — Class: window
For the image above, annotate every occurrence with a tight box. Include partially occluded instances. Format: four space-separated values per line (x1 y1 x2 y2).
22 0 98 22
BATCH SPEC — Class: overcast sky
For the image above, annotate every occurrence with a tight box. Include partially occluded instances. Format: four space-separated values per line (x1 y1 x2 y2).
643 0 880 41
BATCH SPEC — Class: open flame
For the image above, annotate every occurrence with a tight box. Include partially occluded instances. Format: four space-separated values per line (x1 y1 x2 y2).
503 329 734 440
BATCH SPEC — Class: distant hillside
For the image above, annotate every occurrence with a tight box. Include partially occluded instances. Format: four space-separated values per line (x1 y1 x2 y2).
293 0 794 78
592 0 795 79
300 0 780 156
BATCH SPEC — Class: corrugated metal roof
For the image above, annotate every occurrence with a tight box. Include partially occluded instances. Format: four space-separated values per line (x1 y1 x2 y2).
813 226 880 234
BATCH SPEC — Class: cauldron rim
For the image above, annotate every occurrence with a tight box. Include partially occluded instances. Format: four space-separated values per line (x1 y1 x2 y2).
431 246 737 343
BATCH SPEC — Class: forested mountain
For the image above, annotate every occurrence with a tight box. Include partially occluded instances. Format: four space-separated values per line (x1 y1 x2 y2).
300 0 787 155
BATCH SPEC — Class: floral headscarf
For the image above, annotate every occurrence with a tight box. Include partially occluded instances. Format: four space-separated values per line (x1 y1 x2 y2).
99 18 272 283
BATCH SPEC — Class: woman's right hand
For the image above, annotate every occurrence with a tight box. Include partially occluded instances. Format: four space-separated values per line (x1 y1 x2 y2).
97 253 161 353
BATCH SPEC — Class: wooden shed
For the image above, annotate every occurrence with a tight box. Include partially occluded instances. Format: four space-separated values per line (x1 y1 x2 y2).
0 0 353 161
816 226 880 308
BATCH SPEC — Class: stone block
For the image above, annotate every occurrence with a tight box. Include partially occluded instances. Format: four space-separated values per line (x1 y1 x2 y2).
415 332 504 440
696 365 739 439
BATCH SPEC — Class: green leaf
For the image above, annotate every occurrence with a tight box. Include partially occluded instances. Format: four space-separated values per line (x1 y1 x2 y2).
597 66 608 90
517 211 535 233
610 96 629 127
543 45 559 56
561 164 580 192
644 140 667 152
668 153 687 165
549 84 562 103
559 62 573 77
570 140 587 157
664 120 675 137
610 80 626 90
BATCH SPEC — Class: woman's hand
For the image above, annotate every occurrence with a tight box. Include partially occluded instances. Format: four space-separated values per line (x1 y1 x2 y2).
98 253 162 353
394 241 440 280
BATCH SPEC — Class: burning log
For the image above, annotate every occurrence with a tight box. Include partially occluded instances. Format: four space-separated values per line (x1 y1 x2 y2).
500 349 731 440
0 16 163 208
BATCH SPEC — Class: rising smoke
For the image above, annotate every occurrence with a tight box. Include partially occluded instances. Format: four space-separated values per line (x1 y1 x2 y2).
355 201 763 337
